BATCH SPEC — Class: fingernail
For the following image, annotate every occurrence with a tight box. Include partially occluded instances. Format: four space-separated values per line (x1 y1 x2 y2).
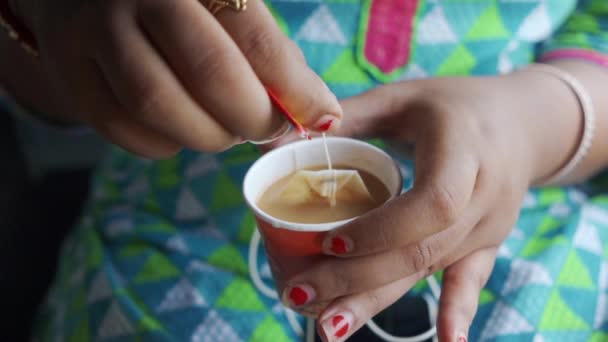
320 311 353 341
313 115 336 132
456 332 468 342
283 284 315 307
324 235 352 255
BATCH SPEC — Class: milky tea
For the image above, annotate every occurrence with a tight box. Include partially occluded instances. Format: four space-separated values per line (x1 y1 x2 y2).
257 164 390 224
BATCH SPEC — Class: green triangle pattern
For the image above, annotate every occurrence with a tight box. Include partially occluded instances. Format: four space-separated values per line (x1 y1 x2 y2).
68 289 87 313
479 288 496 305
155 158 180 189
211 172 244 211
267 2 290 36
249 315 292 342
465 2 510 40
102 180 121 201
134 253 180 284
119 243 148 259
86 230 103 270
322 50 371 84
566 13 600 33
521 238 553 258
138 315 164 332
539 188 567 206
557 250 595 289
238 211 257 243
215 278 266 311
521 236 568 258
590 332 608 342
208 245 249 276
436 45 476 75
539 290 589 331
537 216 562 236
138 222 176 234
143 196 162 214
68 318 89 342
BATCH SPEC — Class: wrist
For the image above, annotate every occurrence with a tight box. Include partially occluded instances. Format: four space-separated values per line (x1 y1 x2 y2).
500 68 583 186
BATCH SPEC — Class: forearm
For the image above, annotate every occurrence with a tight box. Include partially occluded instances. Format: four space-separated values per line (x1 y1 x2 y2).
504 60 608 186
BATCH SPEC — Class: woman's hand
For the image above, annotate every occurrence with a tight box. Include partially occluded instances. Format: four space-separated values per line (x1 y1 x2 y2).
276 72 586 341
10 0 341 158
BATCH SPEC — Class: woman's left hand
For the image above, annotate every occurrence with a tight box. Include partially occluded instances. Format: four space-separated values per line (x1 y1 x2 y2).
275 72 582 341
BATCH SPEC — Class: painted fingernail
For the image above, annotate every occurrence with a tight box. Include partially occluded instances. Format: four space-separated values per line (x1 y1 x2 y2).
321 311 353 341
324 235 352 255
313 115 336 132
284 284 315 307
457 332 468 342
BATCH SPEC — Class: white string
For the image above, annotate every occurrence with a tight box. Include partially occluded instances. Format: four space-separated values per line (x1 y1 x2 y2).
365 275 440 342
321 133 337 207
306 317 315 342
249 229 305 336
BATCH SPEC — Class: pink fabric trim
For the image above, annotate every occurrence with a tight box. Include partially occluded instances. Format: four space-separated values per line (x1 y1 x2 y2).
364 0 419 74
540 49 608 68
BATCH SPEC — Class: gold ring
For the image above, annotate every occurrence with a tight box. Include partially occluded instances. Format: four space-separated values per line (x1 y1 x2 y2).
206 0 247 15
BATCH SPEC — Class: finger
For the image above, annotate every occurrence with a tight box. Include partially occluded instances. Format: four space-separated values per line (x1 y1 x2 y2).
332 84 424 138
71 60 182 159
94 3 236 152
437 248 497 342
282 218 472 307
315 271 425 342
322 117 480 257
139 0 284 141
215 0 343 133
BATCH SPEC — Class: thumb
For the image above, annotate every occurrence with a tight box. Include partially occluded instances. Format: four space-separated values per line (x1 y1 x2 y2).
437 248 497 342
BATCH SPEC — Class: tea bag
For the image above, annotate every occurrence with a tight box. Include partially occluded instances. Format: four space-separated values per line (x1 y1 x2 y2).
280 169 374 206
280 133 374 207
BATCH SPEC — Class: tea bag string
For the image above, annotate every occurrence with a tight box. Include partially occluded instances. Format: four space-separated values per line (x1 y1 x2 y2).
321 133 338 207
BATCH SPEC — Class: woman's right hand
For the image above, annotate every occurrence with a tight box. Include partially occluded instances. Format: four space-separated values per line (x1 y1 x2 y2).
11 0 341 158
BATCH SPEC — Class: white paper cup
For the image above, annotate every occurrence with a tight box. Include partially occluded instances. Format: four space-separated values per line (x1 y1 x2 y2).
243 137 402 259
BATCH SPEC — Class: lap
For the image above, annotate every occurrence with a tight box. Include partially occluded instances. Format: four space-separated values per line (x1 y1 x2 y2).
32 146 608 342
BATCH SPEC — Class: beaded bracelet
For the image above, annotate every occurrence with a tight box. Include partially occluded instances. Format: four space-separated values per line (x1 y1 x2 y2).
0 0 38 56
525 63 596 185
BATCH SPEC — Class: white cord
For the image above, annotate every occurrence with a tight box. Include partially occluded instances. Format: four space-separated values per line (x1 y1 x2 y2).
248 229 279 299
249 229 306 336
525 63 596 185
365 276 441 342
321 133 338 207
249 227 441 342
306 318 316 342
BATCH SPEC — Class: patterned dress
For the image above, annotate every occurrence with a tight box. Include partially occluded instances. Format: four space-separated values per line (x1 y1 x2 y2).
20 0 608 341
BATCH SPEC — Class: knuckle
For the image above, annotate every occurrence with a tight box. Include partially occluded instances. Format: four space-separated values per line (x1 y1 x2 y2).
366 291 384 315
406 242 434 275
192 48 236 83
428 182 460 227
130 84 166 117
241 28 285 72
326 263 354 296
375 224 393 252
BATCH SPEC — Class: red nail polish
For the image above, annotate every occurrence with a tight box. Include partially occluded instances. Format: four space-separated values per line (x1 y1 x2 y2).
332 315 344 327
335 323 349 338
330 237 348 254
288 286 309 306
318 119 334 132
457 334 468 342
